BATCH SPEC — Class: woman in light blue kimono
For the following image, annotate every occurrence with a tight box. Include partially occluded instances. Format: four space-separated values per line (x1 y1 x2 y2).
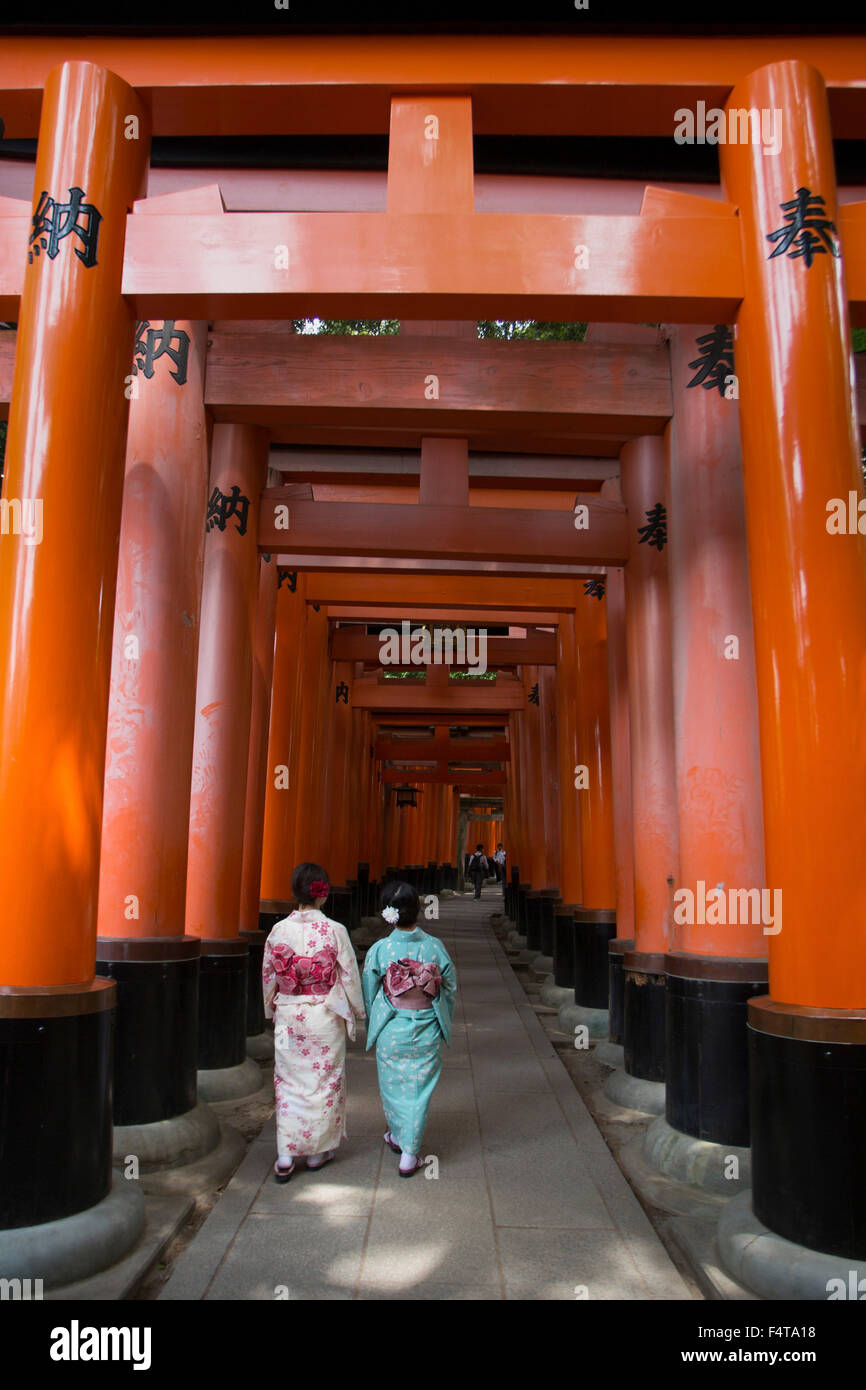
362 881 457 1177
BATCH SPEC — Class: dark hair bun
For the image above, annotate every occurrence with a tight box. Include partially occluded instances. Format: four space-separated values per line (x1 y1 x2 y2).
291 861 330 907
380 879 420 927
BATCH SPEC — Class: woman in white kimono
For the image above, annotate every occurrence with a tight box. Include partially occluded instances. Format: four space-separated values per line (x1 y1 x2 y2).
262 862 365 1182
362 881 457 1176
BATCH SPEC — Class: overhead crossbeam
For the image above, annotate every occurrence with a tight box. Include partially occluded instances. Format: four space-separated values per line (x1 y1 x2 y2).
260 495 627 566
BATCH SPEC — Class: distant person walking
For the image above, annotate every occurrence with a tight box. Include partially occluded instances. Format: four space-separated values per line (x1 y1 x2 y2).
467 844 489 899
493 843 506 884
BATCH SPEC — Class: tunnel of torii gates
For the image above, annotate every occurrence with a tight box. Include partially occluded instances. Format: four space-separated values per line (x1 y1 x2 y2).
0 35 865 1297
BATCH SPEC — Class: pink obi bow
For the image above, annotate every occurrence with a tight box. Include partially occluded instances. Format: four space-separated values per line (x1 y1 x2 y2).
272 943 337 996
385 958 442 1000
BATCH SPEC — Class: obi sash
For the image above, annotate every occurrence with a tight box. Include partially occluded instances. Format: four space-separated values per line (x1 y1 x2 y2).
384 958 442 1010
272 943 337 997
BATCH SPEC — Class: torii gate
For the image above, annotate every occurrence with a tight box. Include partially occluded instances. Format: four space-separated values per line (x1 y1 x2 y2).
0 38 864 1295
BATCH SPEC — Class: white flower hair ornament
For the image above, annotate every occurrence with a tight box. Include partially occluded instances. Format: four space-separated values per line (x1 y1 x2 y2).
381 906 401 925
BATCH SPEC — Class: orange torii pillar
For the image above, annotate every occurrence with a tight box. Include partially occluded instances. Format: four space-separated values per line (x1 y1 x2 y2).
96 320 211 1163
318 660 355 926
570 581 617 1025
605 567 636 1047
506 710 528 930
663 324 767 1158
718 62 866 1276
0 62 149 1260
617 437 679 1089
554 609 583 990
238 553 278 1055
185 423 269 1101
521 664 549 953
260 570 307 920
534 663 561 964
291 603 331 868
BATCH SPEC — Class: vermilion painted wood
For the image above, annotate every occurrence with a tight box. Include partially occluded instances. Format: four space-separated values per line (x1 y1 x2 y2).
326 606 562 626
0 62 149 987
260 573 308 903
665 324 766 960
721 63 866 1009
334 632 556 664
272 451 620 488
204 332 673 436
382 769 506 786
311 575 580 612
350 679 525 713
185 425 270 941
2 35 866 137
376 738 510 759
556 607 584 907
97 321 210 942
277 556 602 581
388 96 474 215
573 587 617 911
539 664 562 891
259 497 628 566
621 437 680 958
116 211 743 324
420 438 470 508
605 567 636 942
239 557 279 933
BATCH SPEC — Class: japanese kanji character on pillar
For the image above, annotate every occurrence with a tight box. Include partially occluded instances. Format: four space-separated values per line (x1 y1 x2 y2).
687 326 735 395
278 570 298 592
335 681 349 705
766 188 840 269
638 503 668 550
584 578 605 600
133 321 191 385
28 187 102 267
206 485 251 537
528 683 540 705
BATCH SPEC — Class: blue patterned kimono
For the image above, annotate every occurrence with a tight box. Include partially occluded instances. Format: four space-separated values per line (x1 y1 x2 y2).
362 926 457 1155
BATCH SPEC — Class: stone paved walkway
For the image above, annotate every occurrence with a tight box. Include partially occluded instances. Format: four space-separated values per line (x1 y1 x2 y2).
160 890 694 1301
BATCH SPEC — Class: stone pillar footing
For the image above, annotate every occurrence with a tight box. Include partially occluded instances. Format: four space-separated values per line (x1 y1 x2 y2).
642 1115 751 1195
719 1191 866 1301
603 1067 666 1116
539 979 574 1010
197 1056 264 1103
112 1100 220 1173
529 954 554 977
0 1176 145 1289
246 1030 275 1061
595 1041 624 1068
558 1001 609 1040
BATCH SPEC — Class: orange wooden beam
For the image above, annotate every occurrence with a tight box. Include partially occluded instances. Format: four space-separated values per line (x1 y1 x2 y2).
276 556 598 581
203 331 673 437
351 673 524 712
260 496 627 566
333 630 556 664
376 738 510 760
383 767 505 786
311 575 576 609
2 36 866 139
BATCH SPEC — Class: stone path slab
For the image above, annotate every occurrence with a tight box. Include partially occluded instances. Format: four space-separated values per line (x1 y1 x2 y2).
160 891 695 1301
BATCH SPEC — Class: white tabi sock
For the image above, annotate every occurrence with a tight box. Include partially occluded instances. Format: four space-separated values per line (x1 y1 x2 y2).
399 1151 417 1171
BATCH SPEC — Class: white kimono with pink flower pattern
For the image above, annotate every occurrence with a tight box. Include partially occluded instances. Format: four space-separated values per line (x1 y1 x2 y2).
263 908 365 1159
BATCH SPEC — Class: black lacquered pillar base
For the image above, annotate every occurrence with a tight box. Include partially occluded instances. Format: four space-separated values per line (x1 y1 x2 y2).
506 867 519 923
608 937 633 1045
553 903 578 988
573 909 617 1009
540 890 558 956
198 939 249 1070
525 890 542 951
239 930 270 1037
517 882 531 936
326 886 352 928
0 980 115 1229
259 898 292 933
623 949 666 1082
665 952 768 1147
96 937 200 1126
748 997 866 1259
